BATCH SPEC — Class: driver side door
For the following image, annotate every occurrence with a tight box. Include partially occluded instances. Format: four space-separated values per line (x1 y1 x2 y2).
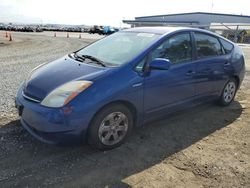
143 32 196 121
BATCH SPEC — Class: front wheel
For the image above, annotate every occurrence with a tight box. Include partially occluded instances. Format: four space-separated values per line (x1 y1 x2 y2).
87 104 133 150
219 78 237 106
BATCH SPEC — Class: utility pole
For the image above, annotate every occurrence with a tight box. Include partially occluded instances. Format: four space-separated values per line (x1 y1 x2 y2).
211 0 214 13
234 25 239 43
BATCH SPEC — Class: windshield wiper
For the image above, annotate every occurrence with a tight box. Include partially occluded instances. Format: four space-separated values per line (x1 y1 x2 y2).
81 54 106 67
71 53 85 62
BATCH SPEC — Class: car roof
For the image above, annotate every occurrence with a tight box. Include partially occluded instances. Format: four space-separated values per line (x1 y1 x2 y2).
122 27 234 46
123 26 216 36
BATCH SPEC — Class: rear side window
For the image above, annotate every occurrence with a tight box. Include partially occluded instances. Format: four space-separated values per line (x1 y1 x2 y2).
219 38 234 54
195 33 223 58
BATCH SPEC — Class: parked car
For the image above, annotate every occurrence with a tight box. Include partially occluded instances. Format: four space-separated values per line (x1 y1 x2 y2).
103 26 118 35
15 27 245 150
0 24 5 30
88 25 104 35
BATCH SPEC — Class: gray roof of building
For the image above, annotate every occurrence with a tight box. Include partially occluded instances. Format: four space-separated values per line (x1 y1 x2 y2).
135 12 250 19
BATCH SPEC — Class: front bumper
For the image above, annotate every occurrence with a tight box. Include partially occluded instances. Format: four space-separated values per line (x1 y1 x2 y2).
20 118 84 145
15 86 93 145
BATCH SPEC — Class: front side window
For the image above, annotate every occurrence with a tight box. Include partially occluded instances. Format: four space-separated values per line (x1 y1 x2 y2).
195 33 223 58
151 33 192 64
135 58 147 72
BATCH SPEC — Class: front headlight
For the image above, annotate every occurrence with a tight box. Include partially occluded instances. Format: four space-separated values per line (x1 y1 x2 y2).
41 80 93 108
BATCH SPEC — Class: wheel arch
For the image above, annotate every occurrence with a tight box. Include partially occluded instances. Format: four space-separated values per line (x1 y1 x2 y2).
232 75 240 90
88 100 138 129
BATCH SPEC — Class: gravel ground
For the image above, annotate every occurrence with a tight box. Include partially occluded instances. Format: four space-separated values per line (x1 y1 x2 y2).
0 31 98 117
0 32 249 188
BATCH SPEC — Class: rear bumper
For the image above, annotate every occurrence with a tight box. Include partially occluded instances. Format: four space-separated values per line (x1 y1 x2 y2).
239 62 246 88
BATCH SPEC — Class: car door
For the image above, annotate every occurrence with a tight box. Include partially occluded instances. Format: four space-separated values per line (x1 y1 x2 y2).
192 32 230 99
143 32 196 120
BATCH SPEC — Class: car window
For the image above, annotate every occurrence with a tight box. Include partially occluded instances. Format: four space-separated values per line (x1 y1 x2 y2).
151 33 192 64
195 33 223 58
135 58 147 72
77 32 160 66
219 38 234 54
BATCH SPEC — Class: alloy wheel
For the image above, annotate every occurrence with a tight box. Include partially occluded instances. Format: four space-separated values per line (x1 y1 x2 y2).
98 112 128 146
223 81 236 103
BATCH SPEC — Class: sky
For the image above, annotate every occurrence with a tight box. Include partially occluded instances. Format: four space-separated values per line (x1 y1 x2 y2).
0 0 249 27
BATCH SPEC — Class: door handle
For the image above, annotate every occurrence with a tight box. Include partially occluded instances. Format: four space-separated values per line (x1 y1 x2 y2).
132 83 142 87
224 62 231 66
186 70 195 76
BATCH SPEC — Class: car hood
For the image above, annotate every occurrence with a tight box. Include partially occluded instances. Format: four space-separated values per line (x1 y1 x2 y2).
23 56 108 101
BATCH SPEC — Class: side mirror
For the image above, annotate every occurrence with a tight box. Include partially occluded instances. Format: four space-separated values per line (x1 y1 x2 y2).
149 58 171 70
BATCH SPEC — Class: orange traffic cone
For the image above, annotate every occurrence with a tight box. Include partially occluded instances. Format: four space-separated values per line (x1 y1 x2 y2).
79 34 81 39
5 31 8 38
54 32 56 37
67 32 69 38
9 33 12 41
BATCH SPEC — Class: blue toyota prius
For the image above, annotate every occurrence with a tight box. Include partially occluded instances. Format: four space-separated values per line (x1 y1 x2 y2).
15 27 245 150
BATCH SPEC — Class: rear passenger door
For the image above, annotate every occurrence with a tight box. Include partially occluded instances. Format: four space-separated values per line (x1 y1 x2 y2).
193 32 230 98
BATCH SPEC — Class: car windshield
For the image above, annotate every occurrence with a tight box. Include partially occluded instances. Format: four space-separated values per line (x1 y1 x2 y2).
76 32 161 66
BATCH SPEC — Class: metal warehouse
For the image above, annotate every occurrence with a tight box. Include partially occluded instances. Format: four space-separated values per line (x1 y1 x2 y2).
123 12 250 28
123 12 250 43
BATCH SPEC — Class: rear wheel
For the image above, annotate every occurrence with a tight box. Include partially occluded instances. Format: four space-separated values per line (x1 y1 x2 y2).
219 78 237 106
87 104 133 150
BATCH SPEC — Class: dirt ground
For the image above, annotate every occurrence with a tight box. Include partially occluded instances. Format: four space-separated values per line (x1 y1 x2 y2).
0 31 249 188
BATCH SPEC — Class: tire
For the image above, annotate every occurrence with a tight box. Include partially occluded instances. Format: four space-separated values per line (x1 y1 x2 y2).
87 104 133 150
219 78 238 106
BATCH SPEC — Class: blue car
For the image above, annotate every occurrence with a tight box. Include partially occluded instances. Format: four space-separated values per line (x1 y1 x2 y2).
15 27 245 150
